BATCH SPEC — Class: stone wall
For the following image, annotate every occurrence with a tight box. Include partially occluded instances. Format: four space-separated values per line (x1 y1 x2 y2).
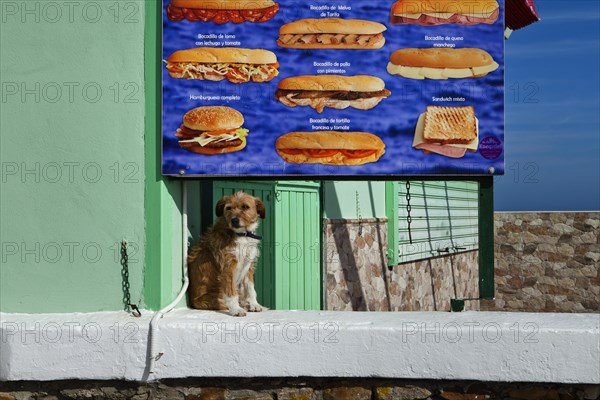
482 212 599 313
0 378 598 400
324 218 479 312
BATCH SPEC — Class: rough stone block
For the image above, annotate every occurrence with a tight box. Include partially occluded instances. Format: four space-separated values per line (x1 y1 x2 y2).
275 388 315 400
507 388 560 400
375 386 432 400
323 387 371 400
440 390 490 399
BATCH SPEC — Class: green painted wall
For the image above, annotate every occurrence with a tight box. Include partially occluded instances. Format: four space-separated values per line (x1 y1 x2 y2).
1 1 148 312
323 182 387 220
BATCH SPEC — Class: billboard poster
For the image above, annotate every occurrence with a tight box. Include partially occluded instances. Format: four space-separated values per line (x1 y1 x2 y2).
162 0 505 177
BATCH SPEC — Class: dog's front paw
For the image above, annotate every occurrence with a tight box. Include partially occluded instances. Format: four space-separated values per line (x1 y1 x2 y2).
246 303 265 312
229 307 247 317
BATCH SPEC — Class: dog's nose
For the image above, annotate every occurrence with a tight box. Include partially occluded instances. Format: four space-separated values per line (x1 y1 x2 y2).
231 218 240 228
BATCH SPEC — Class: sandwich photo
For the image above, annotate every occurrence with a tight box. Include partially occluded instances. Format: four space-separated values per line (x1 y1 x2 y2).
165 47 279 83
275 75 391 113
167 0 280 24
276 131 386 166
387 48 499 79
277 18 387 49
176 106 249 155
390 0 500 25
412 106 479 158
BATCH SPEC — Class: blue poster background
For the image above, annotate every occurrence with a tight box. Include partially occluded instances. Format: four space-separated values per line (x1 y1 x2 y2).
162 1 505 177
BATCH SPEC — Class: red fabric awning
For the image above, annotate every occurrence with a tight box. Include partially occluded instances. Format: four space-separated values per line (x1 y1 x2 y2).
506 0 540 30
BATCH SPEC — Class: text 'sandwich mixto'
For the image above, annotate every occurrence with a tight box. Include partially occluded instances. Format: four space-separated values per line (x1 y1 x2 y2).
167 0 280 23
166 47 279 83
276 131 386 166
277 18 387 49
412 106 479 158
387 48 499 79
275 75 392 113
176 106 249 155
390 0 500 25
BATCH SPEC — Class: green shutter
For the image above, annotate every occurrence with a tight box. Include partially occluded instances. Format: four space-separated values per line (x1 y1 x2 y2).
397 181 479 263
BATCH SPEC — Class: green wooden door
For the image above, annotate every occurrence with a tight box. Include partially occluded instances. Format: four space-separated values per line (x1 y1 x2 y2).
212 181 321 310
274 182 321 310
213 181 276 308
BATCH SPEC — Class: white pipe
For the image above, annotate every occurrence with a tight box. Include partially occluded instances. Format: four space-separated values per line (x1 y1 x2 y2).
148 180 189 376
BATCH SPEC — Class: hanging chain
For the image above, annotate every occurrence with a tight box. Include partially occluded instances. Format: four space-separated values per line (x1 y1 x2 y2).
356 191 363 236
405 181 413 244
121 241 141 317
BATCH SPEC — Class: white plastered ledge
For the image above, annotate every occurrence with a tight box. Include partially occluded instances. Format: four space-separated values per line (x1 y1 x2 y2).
0 310 598 383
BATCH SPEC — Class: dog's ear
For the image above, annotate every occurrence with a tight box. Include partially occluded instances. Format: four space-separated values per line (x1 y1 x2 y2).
255 198 266 219
215 197 229 217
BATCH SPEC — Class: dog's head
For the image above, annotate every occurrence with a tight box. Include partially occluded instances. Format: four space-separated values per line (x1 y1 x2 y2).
215 192 266 233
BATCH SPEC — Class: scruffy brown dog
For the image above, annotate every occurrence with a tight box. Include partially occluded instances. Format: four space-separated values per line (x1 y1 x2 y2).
187 192 266 317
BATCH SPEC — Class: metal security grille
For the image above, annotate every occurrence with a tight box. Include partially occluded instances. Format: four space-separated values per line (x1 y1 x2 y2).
397 181 479 263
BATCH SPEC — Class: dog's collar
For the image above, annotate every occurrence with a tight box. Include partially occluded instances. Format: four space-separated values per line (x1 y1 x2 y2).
236 231 262 240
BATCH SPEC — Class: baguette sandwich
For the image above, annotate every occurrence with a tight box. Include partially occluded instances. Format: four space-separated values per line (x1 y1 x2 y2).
277 18 387 49
166 47 279 83
276 131 386 166
275 75 391 113
387 48 499 79
412 106 479 158
167 0 280 23
391 0 500 25
177 106 249 155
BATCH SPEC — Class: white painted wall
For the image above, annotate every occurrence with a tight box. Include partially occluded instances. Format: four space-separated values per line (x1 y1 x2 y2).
323 181 387 219
1 310 598 383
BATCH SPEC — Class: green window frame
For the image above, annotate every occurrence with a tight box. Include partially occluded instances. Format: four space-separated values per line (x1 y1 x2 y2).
386 178 495 300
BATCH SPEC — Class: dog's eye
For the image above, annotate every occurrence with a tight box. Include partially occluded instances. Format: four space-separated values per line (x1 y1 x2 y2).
225 206 232 211
242 204 250 210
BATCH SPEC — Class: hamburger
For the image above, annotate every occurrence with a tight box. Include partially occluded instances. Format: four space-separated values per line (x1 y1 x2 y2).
412 106 479 158
387 48 499 79
176 106 249 155
276 131 386 166
390 0 500 25
165 47 279 83
275 75 391 113
167 0 280 24
277 18 387 49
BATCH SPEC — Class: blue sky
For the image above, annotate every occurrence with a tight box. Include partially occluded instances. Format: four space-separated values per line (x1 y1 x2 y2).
495 0 600 211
